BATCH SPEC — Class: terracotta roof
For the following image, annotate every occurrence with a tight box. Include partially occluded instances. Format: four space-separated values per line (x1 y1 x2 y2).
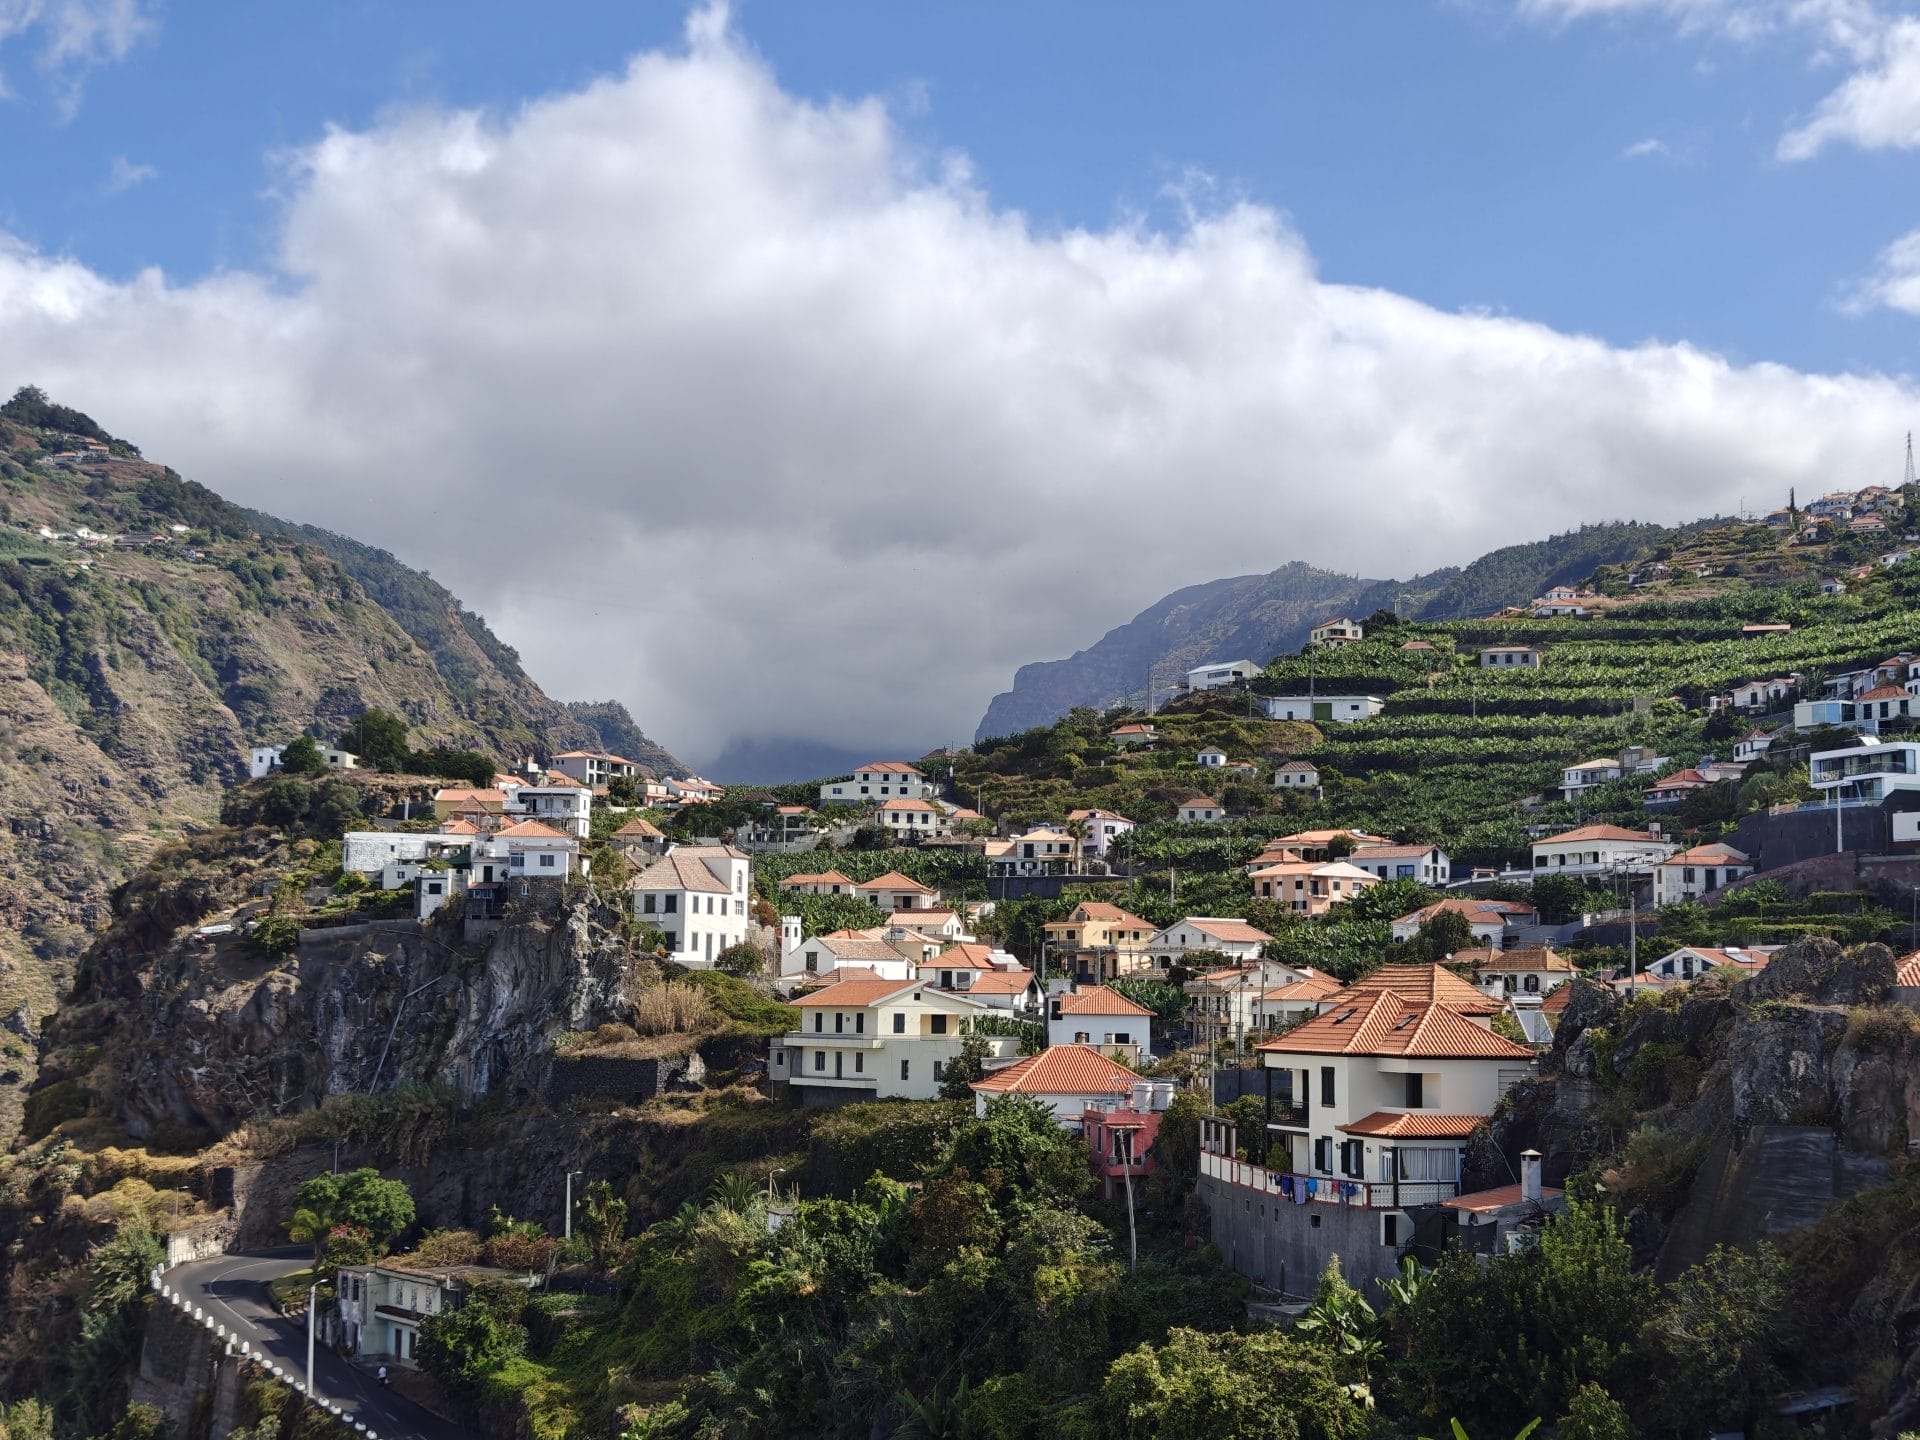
856 761 924 774
1271 829 1390 846
1178 796 1223 809
536 771 589 788
1058 902 1153 927
1111 723 1156 734
1351 843 1440 860
781 870 856 888
1537 824 1666 844
438 819 480 836
613 817 664 838
435 787 506 806
805 935 912 963
1541 985 1573 1015
1067 808 1132 823
1658 843 1748 865
1178 917 1274 945
496 820 570 839
1899 952 1920 988
1056 987 1155 1018
1646 768 1712 790
791 977 920 1008
1260 975 1343 1002
1401 641 1435 650
1394 898 1535 927
1860 684 1911 700
1257 991 1534 1059
1340 963 1500 1013
1337 1111 1486 1139
877 797 940 812
967 969 1037 995
970 1045 1139 1096
1469 947 1574 973
630 852 731 893
1443 1184 1564 1214
925 943 998 969
856 871 937 893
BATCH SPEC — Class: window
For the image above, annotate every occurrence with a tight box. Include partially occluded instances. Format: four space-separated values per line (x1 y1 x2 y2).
931 1015 948 1036
1313 1136 1332 1173
539 853 556 868
1340 1139 1364 1177
1320 1066 1335 1108
856 1013 865 1034
1404 1073 1424 1108
835 1012 844 1033
854 1054 864 1073
1382 1214 1399 1247
900 1059 910 1080
892 1012 905 1034
933 1061 945 1080
663 895 678 913
814 1050 825 1071
814 1013 823 1033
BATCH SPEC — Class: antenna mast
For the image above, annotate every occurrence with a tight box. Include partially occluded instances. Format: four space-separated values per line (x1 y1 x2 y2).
1906 431 1916 487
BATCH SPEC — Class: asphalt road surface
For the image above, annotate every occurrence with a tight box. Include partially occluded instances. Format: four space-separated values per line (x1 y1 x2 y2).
164 1248 464 1440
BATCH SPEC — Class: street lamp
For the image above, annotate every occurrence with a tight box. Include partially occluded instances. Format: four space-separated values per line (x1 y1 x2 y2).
306 1281 318 1399
563 1170 583 1242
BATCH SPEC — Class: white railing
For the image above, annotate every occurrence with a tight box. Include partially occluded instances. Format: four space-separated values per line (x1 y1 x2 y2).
1199 1151 1457 1209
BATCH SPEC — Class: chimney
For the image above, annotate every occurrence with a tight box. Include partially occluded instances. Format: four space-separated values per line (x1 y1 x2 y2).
1520 1149 1542 1202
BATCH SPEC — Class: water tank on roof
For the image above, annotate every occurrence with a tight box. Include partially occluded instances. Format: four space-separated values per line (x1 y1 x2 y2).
1131 1081 1153 1112
1152 1082 1175 1111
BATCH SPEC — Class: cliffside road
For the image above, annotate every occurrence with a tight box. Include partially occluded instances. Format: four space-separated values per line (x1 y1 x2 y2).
166 1249 463 1440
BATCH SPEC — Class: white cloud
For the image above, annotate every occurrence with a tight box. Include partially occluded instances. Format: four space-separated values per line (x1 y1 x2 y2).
1844 225 1920 315
1778 15 1920 157
0 0 157 113
0 8 1915 768
1621 136 1674 157
99 153 155 195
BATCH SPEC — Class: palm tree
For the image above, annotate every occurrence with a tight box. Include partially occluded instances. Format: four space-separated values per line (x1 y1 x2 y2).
287 1204 331 1269
711 1172 760 1216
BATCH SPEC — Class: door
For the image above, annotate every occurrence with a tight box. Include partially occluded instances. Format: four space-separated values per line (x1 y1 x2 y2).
834 1052 843 1078
1312 702 1333 722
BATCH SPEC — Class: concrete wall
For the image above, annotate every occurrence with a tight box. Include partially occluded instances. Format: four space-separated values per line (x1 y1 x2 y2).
543 1050 705 1104
1200 1172 1403 1298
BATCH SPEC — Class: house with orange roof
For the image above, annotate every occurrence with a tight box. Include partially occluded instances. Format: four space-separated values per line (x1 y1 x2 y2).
1045 987 1157 1061
432 787 508 822
819 762 936 806
1644 945 1773 984
1895 951 1920 1007
1248 859 1380 915
549 750 644 788
989 827 1083 876
1388 898 1537 947
1189 989 1535 1294
1651 843 1752 905
1148 916 1274 970
778 869 857 897
630 844 752 968
1642 767 1716 809
1249 973 1345 1031
1348 842 1451 887
939 961 1042 1015
610 815 667 860
779 931 916 987
854 870 941 912
1110 721 1157 748
1067 807 1135 859
1531 824 1676 877
1175 796 1225 825
486 819 584 882
1043 902 1158 983
770 975 1017 1103
1266 829 1391 861
1184 959 1325 1046
875 795 947 839
1462 947 1576 999
1332 963 1504 1018
968 1044 1142 1122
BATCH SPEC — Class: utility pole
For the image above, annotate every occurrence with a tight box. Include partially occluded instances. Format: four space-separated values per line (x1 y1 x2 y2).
564 1170 582 1242
1121 1127 1139 1274
306 1282 317 1398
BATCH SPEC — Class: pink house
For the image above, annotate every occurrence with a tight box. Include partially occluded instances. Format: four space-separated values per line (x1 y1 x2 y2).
1083 1099 1164 1202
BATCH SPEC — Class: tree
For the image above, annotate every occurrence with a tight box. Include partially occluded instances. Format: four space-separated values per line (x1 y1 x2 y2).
276 736 327 776
938 1035 992 1100
796 892 890 939
576 1180 629 1271
1629 1244 1785 1438
1100 1326 1367 1440
336 708 410 770
1557 1384 1634 1440
608 774 641 806
715 942 768 978
941 1094 1092 1207
287 1168 415 1265
416 1281 528 1399
1529 873 1589 926
1409 907 1474 960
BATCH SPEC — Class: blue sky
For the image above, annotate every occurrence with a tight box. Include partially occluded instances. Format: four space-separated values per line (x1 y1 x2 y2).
7 2 1919 377
3 2 1920 773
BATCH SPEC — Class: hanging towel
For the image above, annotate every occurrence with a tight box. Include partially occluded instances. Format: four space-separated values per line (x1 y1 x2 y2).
1305 1179 1317 1199
1279 1176 1292 1198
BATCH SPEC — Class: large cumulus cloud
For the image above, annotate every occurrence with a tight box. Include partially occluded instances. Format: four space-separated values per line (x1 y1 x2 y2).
0 9 1914 768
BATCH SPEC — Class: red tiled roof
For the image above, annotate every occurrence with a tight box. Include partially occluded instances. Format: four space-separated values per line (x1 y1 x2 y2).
1258 991 1533 1059
630 851 730 893
613 817 664 838
1469 947 1574 974
781 870 856 888
791 977 920 1008
496 820 570 839
1056 987 1155 1017
1443 1184 1563 1214
1541 985 1573 1015
1181 917 1274 945
857 761 924 774
967 969 1036 995
1537 824 1665 844
1860 684 1910 700
1658 843 1748 865
1338 1111 1486 1139
1339 964 1500 1013
877 797 940 811
970 1045 1139 1096
1898 952 1920 988
1260 975 1343 1002
856 871 936 893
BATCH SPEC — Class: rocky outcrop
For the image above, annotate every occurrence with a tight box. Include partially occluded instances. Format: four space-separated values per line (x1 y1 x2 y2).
1735 936 1895 1007
100 881 644 1140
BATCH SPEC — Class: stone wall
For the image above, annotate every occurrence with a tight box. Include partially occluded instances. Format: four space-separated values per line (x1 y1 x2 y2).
1199 1172 1403 1298
543 1049 704 1105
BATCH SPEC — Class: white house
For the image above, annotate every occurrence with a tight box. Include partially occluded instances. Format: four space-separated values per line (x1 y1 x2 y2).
1272 760 1320 790
1650 843 1753 905
342 831 435 874
876 796 946 838
1559 757 1623 800
780 869 858 897
1247 860 1380 915
507 784 592 838
771 977 1017 1102
968 1044 1142 1123
1809 739 1920 802
1310 617 1365 648
1389 898 1538 946
1047 987 1156 1062
1252 990 1536 1199
1734 728 1777 763
780 931 915 987
549 750 642 788
1111 722 1157 748
630 845 753 968
1148 916 1273 968
1645 945 1772 984
1249 973 1344 1031
335 1263 531 1365
1186 960 1322 1045
1348 843 1451 887
990 829 1083 875
1531 824 1677 877
1531 586 1592 618
1176 796 1225 824
248 742 358 779
1465 947 1575 998
854 870 942 911
491 820 582 880
819 762 936 805
1478 646 1542 669
1067 808 1135 859
1187 660 1258 692
1262 695 1386 724
1197 746 1229 768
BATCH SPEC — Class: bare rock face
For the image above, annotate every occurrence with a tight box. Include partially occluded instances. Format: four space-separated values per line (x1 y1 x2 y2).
1547 979 1621 1078
108 882 639 1140
1736 936 1895 1007
1724 1006 1846 1127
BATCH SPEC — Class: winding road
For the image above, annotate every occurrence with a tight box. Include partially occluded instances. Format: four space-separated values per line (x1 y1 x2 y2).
164 1248 464 1440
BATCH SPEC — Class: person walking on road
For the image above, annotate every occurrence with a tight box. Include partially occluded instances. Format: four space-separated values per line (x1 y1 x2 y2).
377 1365 389 1387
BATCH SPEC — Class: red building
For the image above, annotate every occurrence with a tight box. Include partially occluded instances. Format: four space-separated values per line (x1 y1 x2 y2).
1082 1100 1162 1201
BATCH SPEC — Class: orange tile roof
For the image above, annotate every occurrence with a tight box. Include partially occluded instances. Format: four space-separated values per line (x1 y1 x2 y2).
1338 1111 1486 1139
630 852 731 893
924 942 996 969
496 820 570 839
1260 975 1342 1002
438 819 480 836
1178 796 1223 808
1057 902 1153 927
1658 843 1748 865
857 761 924 774
1056 987 1155 1017
1897 952 1920 988
436 787 506 806
1272 829 1389 846
1259 991 1533 1059
1646 768 1711 790
1860 684 1911 700
1537 824 1666 844
1443 1184 1563 1214
1541 985 1573 1015
613 817 664 838
1181 917 1274 945
877 797 940 811
781 870 856 888
856 871 937 893
970 1045 1139 1096
1393 898 1535 926
967 969 1037 995
1339 963 1500 1013
791 977 921 1007
1067 808 1132 823
1468 947 1574 974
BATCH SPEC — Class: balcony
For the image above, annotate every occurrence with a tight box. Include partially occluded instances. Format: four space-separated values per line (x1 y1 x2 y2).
1200 1150 1458 1209
1264 1102 1310 1130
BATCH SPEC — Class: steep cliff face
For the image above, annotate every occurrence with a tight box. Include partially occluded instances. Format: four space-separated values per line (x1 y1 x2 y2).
0 404 679 1137
64 880 641 1143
